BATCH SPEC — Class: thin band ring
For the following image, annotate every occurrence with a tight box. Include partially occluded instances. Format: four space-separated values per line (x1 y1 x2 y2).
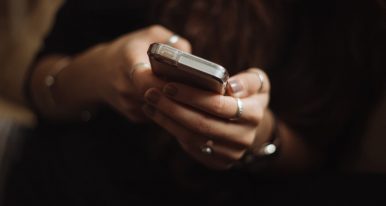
200 140 214 155
230 97 243 121
166 34 180 46
255 70 264 93
128 62 150 81
246 69 265 93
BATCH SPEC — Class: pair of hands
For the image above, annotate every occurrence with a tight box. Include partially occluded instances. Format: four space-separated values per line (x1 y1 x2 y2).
85 25 271 170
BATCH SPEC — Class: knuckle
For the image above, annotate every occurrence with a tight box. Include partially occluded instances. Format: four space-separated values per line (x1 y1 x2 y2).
228 151 245 161
122 43 132 57
256 109 264 121
212 96 225 114
251 108 264 124
123 48 135 63
132 69 149 94
124 41 143 62
194 116 212 135
236 136 254 148
147 24 166 36
177 38 192 52
113 81 128 95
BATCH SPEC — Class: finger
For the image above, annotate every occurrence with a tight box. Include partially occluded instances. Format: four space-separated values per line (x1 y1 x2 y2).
140 25 191 52
226 68 270 98
128 62 168 95
122 24 191 67
124 25 191 72
184 142 234 170
180 134 246 163
162 83 268 123
144 88 256 148
123 25 192 94
141 104 244 168
111 95 148 123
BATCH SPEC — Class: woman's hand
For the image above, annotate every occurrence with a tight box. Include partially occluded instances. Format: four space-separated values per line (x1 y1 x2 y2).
142 68 272 170
31 25 191 121
93 25 191 122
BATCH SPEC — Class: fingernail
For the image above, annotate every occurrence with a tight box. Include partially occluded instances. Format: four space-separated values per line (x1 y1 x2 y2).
228 79 243 94
142 104 156 117
163 84 178 97
145 90 160 104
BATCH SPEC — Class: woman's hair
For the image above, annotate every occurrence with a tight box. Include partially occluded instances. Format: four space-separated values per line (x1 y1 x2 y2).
155 0 385 75
153 0 290 74
153 0 386 165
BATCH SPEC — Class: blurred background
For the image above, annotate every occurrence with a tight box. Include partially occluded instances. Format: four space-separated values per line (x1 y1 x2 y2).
0 0 63 201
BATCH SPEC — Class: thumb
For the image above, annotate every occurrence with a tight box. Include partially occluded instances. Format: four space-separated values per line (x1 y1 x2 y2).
226 68 270 98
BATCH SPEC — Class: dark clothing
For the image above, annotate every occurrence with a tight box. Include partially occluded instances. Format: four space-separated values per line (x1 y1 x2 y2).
4 0 386 205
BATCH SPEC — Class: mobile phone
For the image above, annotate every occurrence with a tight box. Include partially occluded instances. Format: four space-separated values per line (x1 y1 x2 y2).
147 43 229 94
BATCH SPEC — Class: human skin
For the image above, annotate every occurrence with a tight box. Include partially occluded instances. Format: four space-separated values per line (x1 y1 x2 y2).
30 25 319 171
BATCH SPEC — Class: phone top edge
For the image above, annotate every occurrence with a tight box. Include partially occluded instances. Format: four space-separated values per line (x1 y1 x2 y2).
148 43 229 83
148 43 159 54
178 53 228 82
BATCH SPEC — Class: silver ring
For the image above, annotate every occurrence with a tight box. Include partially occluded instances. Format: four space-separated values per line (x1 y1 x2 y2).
258 143 277 156
200 140 214 155
255 70 264 93
128 62 150 81
200 145 213 155
230 97 243 121
166 34 180 46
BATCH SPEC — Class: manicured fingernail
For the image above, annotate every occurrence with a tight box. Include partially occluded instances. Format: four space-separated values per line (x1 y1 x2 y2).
145 90 160 104
228 79 243 94
163 84 178 97
142 104 156 117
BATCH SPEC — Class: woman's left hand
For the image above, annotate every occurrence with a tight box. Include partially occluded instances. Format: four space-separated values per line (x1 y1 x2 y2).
143 68 271 170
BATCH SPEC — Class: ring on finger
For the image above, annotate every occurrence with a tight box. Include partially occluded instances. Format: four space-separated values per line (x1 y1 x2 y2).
166 34 180 46
200 140 214 155
247 69 265 93
229 97 243 121
256 70 264 93
128 62 150 81
247 69 264 93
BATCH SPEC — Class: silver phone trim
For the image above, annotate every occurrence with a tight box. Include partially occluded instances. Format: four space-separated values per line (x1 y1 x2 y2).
149 43 228 84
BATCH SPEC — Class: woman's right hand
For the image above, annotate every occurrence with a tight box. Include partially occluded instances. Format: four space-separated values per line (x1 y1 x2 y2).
32 25 191 122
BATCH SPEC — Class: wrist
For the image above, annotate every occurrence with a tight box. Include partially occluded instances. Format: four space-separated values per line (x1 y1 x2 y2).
251 109 279 157
236 109 281 172
30 55 70 116
30 55 97 121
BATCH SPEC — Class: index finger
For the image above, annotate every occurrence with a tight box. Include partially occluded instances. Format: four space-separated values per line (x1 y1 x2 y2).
125 25 192 93
140 25 191 52
130 62 167 95
125 25 191 65
226 68 270 98
161 82 267 123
